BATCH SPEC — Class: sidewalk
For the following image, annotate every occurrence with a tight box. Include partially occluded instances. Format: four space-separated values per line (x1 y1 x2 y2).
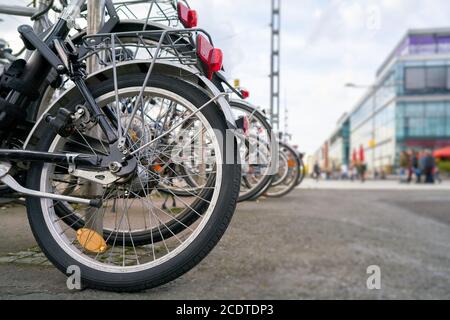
299 178 450 191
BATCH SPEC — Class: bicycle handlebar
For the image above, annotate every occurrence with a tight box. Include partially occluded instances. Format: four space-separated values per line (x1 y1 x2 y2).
0 5 38 17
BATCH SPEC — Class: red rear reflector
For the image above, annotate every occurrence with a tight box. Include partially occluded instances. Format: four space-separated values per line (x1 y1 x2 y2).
240 89 250 99
178 3 198 28
197 35 213 64
208 48 223 73
197 35 223 79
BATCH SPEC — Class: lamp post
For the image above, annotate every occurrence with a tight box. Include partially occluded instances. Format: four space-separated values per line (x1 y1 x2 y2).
270 0 281 131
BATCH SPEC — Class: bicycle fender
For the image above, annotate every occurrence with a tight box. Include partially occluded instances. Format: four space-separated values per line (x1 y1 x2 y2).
23 60 237 150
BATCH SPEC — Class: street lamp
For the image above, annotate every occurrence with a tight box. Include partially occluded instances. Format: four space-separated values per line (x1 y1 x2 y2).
345 83 375 89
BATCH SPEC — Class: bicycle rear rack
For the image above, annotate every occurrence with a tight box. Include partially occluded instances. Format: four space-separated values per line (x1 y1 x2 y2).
113 0 190 28
80 28 228 155
80 28 213 70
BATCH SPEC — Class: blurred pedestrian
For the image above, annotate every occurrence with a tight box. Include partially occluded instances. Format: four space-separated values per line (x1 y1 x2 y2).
350 165 358 181
358 162 367 183
341 164 349 180
407 150 414 183
423 150 436 184
380 168 387 180
399 151 410 183
412 151 422 183
434 158 443 184
331 162 338 180
313 162 321 182
434 166 442 184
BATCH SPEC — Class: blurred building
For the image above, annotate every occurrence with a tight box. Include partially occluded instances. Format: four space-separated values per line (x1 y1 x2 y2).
328 114 350 170
315 27 450 174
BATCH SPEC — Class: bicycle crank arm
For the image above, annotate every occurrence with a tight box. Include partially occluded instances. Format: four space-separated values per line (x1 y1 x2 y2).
0 163 102 208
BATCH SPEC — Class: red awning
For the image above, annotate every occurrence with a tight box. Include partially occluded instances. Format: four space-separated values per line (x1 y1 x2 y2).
434 146 450 158
359 145 365 163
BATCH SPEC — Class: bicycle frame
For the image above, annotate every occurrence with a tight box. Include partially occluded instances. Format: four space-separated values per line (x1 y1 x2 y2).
1 0 121 140
0 0 112 206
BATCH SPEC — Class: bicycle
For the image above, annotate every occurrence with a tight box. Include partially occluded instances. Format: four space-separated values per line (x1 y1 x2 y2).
264 142 301 198
0 0 241 292
229 99 278 202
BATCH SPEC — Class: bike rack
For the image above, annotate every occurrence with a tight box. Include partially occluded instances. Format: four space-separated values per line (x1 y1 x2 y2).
80 28 214 68
113 0 190 28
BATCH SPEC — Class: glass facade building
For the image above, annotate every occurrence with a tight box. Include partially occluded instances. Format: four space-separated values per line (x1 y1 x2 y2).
320 28 450 174
328 118 350 169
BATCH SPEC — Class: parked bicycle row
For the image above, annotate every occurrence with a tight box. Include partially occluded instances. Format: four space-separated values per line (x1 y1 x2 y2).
0 0 304 292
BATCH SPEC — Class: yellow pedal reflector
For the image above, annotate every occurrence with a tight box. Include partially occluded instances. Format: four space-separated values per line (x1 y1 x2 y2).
288 159 297 168
129 129 139 143
76 228 107 253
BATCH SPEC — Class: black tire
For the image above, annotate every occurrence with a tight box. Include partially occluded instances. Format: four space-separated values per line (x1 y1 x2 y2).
229 101 275 202
264 142 301 198
26 74 241 292
297 157 306 186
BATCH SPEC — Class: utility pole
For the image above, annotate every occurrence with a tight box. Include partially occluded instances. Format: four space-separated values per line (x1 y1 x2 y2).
87 0 105 73
270 0 281 131
85 0 106 235
283 94 289 143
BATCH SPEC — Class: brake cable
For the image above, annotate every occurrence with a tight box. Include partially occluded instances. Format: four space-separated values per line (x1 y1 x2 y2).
30 0 55 21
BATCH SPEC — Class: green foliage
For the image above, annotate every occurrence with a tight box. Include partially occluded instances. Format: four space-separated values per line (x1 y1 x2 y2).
438 161 450 173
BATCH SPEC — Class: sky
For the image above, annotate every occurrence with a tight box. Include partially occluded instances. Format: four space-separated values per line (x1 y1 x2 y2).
2 0 450 155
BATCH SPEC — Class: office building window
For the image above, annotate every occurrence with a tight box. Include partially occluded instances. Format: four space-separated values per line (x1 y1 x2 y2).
405 68 426 90
404 103 424 117
351 98 373 131
404 66 450 93
438 38 450 53
447 117 450 136
406 118 425 137
425 118 446 136
396 117 405 139
426 67 447 89
426 102 446 117
399 101 450 138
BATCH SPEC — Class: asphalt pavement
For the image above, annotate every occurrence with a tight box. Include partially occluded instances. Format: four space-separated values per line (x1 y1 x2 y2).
0 182 449 299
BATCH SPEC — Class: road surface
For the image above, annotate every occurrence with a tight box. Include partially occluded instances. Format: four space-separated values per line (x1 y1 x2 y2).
0 184 449 299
